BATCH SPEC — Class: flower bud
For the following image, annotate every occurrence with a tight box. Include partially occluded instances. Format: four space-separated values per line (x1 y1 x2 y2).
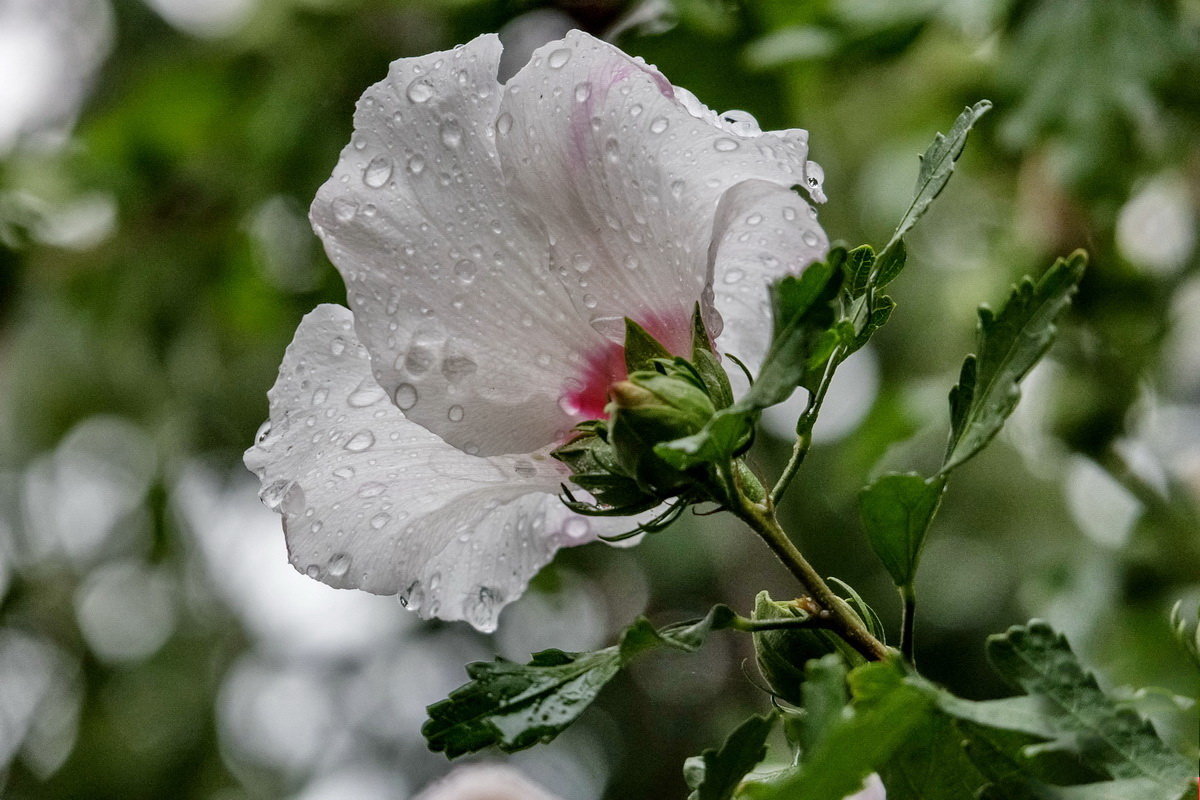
752 590 864 705
607 370 716 494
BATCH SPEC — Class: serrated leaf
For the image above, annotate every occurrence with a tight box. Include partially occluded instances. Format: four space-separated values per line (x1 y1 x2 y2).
844 244 876 298
943 251 1087 474
986 620 1194 794
684 712 777 800
423 605 737 758
859 473 946 587
882 101 992 259
747 660 936 800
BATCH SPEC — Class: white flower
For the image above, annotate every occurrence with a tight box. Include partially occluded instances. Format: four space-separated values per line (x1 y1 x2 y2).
245 30 828 631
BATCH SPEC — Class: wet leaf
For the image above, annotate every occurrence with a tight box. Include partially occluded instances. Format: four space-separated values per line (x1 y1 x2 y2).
684 712 777 800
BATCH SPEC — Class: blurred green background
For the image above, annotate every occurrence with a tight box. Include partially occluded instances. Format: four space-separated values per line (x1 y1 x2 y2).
1 0 1198 797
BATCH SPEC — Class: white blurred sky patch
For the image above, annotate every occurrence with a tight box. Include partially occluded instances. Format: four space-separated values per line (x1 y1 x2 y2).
142 0 258 38
1117 172 1196 276
0 0 112 155
172 464 407 662
762 344 880 444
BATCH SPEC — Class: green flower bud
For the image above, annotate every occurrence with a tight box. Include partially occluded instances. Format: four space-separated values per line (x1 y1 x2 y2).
752 590 864 705
607 370 716 494
551 427 656 510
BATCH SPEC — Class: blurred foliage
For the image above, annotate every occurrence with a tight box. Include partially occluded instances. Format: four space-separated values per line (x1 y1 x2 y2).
0 0 1197 798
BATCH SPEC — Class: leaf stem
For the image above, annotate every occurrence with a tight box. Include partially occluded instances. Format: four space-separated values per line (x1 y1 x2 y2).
899 584 916 664
731 480 889 662
770 352 840 505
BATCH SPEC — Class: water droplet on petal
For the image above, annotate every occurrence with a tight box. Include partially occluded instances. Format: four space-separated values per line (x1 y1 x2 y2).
670 179 685 199
357 482 386 498
465 586 500 630
447 405 464 422
260 479 293 510
802 230 820 247
454 258 477 283
649 117 669 134
746 213 763 225
331 197 358 222
330 338 347 355
255 420 272 444
328 553 350 577
547 48 571 69
496 112 513 135
406 77 434 103
363 155 393 188
574 82 592 102
369 512 390 530
305 564 320 579
333 466 355 479
394 383 418 410
564 517 590 541
344 430 375 451
441 355 478 382
407 154 426 175
440 118 463 148
429 572 442 590
782 206 797 221
723 268 745 284
347 377 388 407
400 580 424 610
720 109 761 137
714 137 739 152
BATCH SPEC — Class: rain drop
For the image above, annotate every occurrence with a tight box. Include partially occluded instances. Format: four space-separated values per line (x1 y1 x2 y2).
406 77 434 103
357 482 386 498
394 383 418 410
330 338 347 355
369 512 390 530
649 117 669 134
328 554 350 577
363 155 393 188
454 258 477 283
441 355 478 382
714 137 739 152
347 377 388 407
440 119 463 148
496 113 513 135
574 82 592 102
343 430 376 452
782 206 797 221
547 48 572 68
448 405 464 422
407 154 426 175
255 420 272 443
332 466 355 479
305 564 320 579
746 213 763 225
331 197 358 222
564 517 590 541
723 268 745 284
802 230 820 247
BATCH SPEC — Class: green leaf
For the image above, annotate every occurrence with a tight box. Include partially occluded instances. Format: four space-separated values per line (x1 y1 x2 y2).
943 251 1087 473
795 654 851 753
423 605 737 758
859 472 946 587
845 294 895 357
751 255 842 408
684 712 777 800
747 659 936 800
881 100 992 259
654 409 751 471
878 712 988 800
843 244 876 298
986 620 1194 794
873 238 908 291
624 317 672 373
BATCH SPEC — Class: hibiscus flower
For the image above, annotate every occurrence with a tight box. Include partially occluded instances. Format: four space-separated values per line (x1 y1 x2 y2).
245 30 828 631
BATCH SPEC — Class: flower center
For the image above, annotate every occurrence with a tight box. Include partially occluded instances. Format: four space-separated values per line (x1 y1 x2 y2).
561 309 695 421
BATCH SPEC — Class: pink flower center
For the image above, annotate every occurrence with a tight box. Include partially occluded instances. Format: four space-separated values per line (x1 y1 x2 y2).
561 310 696 421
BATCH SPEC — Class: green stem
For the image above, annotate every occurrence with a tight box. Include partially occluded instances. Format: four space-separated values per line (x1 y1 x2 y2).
732 485 889 662
770 348 843 505
899 584 916 664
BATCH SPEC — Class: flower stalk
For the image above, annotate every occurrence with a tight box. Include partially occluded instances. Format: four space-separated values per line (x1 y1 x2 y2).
731 471 889 662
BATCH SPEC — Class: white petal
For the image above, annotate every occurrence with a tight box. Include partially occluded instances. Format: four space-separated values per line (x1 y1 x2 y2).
709 179 829 373
496 30 819 352
310 34 592 455
243 305 603 632
413 764 563 800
